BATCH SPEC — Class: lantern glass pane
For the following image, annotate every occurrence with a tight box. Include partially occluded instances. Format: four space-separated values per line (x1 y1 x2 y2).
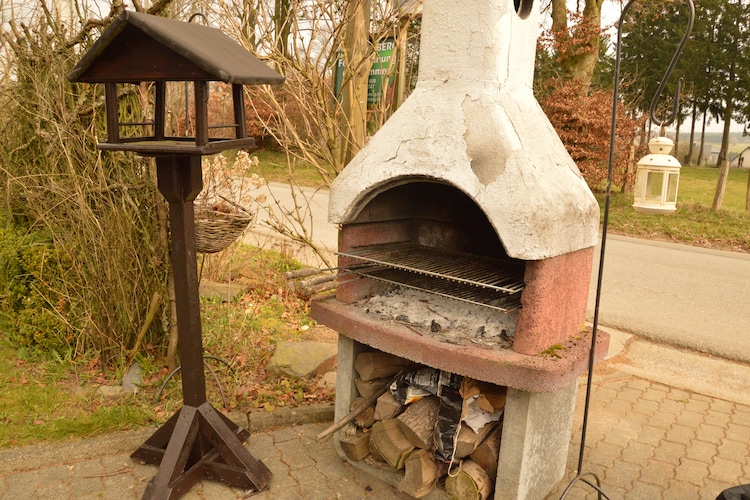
667 173 679 203
635 170 646 201
646 171 664 201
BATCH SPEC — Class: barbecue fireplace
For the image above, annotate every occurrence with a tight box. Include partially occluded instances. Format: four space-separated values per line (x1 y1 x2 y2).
311 0 610 498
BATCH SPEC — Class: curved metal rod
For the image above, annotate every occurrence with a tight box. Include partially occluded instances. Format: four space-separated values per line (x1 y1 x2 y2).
188 12 209 25
564 1 695 498
560 472 610 500
614 0 695 127
155 355 235 403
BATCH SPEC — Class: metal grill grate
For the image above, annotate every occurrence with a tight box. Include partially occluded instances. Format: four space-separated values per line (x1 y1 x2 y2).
338 243 525 312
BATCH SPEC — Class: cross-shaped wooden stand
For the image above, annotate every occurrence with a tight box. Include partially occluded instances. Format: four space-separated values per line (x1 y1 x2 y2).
131 155 271 499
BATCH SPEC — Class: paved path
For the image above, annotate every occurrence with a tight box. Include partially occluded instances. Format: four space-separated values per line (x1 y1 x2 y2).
1 330 748 499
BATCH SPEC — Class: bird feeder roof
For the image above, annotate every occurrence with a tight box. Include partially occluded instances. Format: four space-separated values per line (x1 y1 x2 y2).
68 10 284 85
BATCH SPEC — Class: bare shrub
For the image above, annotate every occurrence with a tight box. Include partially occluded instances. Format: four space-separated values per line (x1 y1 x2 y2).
0 5 169 360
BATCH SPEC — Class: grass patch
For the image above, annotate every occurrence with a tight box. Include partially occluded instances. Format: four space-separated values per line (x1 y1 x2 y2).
598 166 750 252
250 149 336 189
0 244 334 449
0 341 158 447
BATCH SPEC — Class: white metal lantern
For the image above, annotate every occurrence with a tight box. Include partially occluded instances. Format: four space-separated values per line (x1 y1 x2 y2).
633 136 681 214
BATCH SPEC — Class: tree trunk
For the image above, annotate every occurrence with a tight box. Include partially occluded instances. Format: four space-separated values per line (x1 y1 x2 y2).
697 111 707 166
341 0 371 165
550 0 603 92
274 0 291 61
713 67 735 210
685 102 697 164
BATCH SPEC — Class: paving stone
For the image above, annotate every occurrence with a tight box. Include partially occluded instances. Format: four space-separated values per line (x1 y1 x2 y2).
677 409 706 428
631 398 660 414
703 481 733 500
666 478 701 499
69 476 109 498
649 410 679 429
725 422 750 443
639 459 675 487
621 441 655 467
705 409 734 427
617 387 644 403
684 399 710 414
637 424 667 447
588 441 623 469
716 439 749 463
667 389 691 402
665 423 697 446
710 399 736 414
674 457 710 486
277 440 318 471
626 480 663 499
653 441 687 466
603 460 641 490
35 481 71 500
603 426 639 448
660 398 687 415
709 456 744 483
3 470 41 498
627 379 652 391
695 423 726 444
685 439 718 464
641 388 668 403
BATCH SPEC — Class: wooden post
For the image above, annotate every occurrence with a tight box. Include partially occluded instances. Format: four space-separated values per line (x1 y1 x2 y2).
132 155 272 499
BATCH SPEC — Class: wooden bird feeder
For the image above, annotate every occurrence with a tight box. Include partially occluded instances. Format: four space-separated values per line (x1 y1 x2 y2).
69 9 284 156
69 10 284 500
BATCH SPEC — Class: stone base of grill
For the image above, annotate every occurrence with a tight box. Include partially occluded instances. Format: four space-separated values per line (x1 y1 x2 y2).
327 331 592 499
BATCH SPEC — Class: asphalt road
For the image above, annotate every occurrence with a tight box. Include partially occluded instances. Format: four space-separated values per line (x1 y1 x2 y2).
251 183 750 364
588 234 750 363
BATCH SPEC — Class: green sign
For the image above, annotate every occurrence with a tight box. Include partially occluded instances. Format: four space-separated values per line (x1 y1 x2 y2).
333 50 345 101
368 37 395 108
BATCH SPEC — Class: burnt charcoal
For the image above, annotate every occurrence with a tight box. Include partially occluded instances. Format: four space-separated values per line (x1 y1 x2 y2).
500 329 512 342
476 326 485 337
396 314 410 322
430 320 442 333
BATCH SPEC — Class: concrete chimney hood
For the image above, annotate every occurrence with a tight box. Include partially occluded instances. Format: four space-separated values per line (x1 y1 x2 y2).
329 0 600 261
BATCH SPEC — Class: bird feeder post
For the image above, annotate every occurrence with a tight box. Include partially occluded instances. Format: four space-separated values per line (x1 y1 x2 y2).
68 11 284 499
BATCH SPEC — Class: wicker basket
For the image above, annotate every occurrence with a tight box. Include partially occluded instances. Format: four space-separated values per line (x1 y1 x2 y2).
194 204 254 254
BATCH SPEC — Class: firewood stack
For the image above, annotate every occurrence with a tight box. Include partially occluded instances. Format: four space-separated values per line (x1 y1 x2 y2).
336 350 506 499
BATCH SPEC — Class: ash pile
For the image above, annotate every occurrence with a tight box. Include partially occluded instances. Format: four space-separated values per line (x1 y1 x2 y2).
359 288 517 348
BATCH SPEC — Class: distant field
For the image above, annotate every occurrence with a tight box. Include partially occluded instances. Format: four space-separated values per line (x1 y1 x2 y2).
678 167 749 211
602 166 750 253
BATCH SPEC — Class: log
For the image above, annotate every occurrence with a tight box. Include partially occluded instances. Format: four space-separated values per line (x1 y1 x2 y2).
352 397 375 429
455 421 499 459
283 267 321 280
340 431 371 462
316 371 402 442
470 424 502 479
298 280 337 298
396 396 440 449
374 391 403 421
397 449 447 498
369 419 414 469
445 460 493 500
355 351 412 381
355 377 391 399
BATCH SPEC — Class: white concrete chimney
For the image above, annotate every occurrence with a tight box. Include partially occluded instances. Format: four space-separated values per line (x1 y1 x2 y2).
329 0 599 261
